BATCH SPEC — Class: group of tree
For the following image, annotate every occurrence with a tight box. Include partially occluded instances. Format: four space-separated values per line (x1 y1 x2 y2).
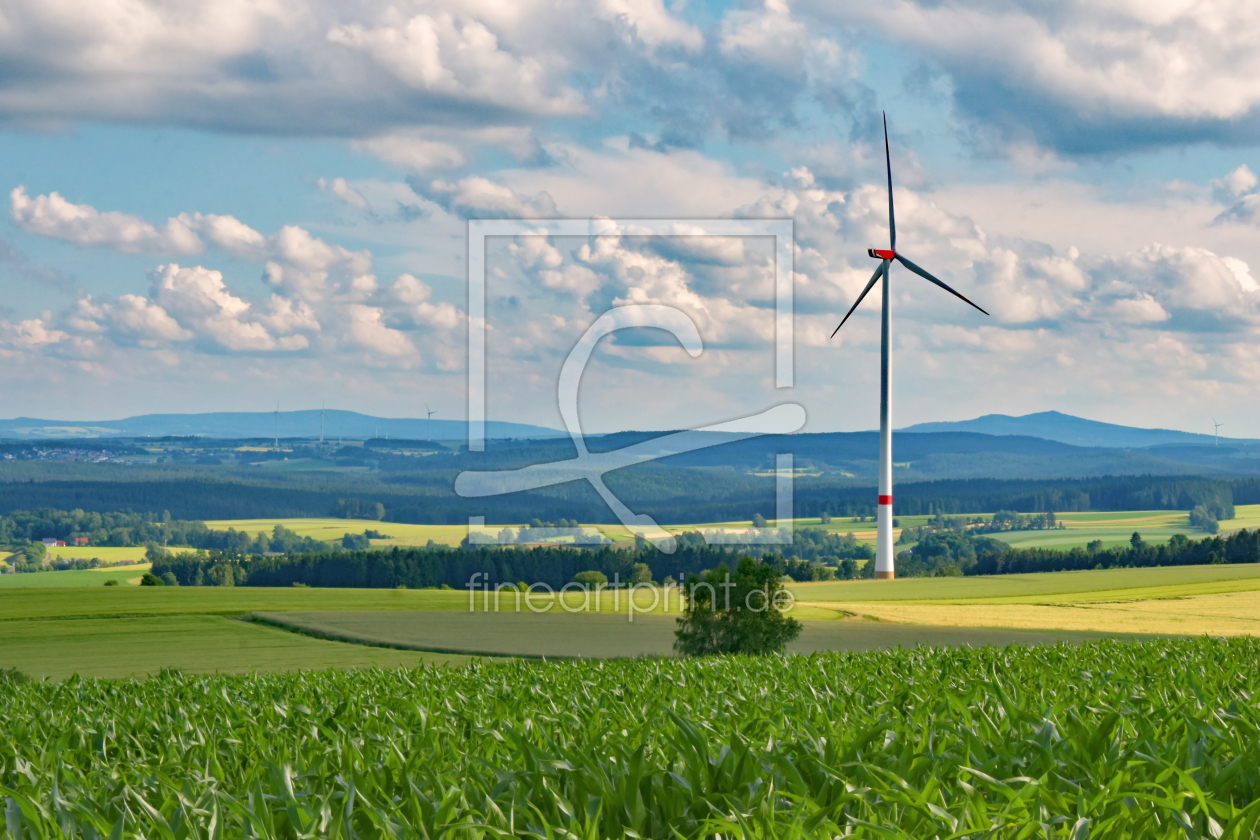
895 528 1260 578
0 508 330 559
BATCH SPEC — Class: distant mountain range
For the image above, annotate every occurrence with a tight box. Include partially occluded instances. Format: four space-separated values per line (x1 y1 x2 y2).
900 410 1252 449
0 410 561 441
0 409 1253 461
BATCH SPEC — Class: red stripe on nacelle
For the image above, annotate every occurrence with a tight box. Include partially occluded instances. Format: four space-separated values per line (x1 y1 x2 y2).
878 495 893 505
872 249 895 260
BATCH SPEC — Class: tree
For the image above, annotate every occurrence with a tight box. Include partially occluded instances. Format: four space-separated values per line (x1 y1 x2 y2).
140 573 164 586
1130 531 1145 549
751 513 768 528
342 532 371 551
628 563 652 584
675 557 802 656
160 571 179 586
573 570 607 587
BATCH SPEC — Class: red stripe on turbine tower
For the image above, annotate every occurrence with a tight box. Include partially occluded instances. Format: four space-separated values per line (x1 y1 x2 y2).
879 495 893 505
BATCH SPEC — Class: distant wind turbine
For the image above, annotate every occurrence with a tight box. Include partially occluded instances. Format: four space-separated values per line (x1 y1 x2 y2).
273 401 280 449
831 113 989 580
426 404 436 443
1214 418 1223 446
320 403 326 444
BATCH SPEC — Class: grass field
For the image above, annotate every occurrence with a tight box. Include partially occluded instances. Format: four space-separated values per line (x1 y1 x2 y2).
0 563 151 587
1 562 1258 677
254 609 1155 660
0 615 468 680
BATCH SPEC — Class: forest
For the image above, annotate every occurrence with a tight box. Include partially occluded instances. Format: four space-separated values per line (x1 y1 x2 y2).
0 470 1248 525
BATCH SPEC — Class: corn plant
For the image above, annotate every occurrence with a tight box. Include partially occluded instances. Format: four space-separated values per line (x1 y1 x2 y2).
2 638 1259 838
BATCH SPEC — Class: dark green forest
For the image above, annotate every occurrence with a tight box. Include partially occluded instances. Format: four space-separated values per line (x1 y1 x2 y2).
150 525 1260 590
0 470 1249 525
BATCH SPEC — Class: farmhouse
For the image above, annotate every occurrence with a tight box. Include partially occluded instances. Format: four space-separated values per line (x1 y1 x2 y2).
41 538 66 547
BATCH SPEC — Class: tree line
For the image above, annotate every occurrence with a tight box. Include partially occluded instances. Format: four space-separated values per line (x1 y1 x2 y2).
150 537 854 590
900 529 1260 577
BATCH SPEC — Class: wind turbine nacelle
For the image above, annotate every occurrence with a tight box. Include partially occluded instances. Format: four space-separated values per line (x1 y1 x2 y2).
868 248 896 260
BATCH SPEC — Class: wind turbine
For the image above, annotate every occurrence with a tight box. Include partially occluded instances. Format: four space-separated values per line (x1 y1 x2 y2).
426 404 436 443
320 403 326 444
1213 419 1223 446
831 113 989 580
273 401 280 449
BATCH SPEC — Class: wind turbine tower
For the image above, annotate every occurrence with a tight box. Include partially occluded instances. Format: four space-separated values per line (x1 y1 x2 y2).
320 403 326 444
426 404 436 443
273 401 280 449
831 114 989 579
1214 419 1223 446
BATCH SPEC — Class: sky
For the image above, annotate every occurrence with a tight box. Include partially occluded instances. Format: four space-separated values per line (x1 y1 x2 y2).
2 0 1259 437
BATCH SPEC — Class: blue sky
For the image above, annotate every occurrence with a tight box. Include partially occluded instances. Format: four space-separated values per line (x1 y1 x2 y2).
2 0 1259 437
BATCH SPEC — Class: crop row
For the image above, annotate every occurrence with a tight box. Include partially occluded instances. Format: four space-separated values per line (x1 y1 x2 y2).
2 638 1259 838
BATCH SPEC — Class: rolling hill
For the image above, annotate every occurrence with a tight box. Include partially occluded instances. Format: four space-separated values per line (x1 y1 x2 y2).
900 410 1253 449
0 411 561 441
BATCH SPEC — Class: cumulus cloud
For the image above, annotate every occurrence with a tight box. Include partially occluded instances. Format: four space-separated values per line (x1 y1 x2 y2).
11 186 202 255
327 12 585 118
0 0 714 137
10 186 275 259
415 176 558 219
799 0 1260 155
1214 165 1260 224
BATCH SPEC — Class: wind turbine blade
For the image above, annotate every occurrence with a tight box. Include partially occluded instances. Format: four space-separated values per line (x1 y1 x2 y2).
884 112 895 251
831 264 885 338
894 254 989 316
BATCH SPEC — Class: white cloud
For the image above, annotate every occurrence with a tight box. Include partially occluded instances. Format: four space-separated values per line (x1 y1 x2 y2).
327 11 586 118
798 0 1260 154
418 176 558 219
318 177 370 211
150 263 296 351
1216 164 1258 198
110 294 193 343
7 318 68 348
352 137 466 175
341 304 417 359
11 186 202 255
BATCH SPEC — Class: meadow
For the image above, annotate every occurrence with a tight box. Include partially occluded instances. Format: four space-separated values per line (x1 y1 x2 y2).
2 638 1257 838
0 564 151 588
3 562 1259 678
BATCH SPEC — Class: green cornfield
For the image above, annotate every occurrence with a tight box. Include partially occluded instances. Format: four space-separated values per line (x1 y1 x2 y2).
3 638 1259 839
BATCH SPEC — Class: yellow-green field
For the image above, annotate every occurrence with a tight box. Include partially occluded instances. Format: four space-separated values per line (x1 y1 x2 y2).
42 545 151 563
202 507 1257 552
205 518 471 547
